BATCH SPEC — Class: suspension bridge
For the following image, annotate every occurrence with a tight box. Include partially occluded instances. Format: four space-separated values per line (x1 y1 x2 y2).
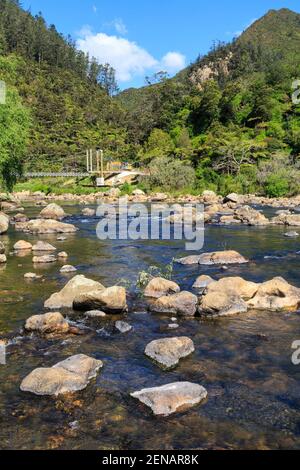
24 149 147 187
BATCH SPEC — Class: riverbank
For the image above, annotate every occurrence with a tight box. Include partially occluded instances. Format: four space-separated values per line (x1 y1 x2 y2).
3 188 300 209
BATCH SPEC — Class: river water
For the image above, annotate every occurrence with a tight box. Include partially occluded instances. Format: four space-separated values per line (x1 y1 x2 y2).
1 203 300 450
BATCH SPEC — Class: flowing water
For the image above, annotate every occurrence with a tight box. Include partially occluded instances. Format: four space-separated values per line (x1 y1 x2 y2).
1 203 300 450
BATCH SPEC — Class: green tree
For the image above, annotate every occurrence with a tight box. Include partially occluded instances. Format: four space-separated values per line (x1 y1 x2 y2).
0 86 30 189
142 128 174 161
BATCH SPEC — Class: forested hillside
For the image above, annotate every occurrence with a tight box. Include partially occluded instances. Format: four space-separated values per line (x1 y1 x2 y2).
119 8 300 196
0 0 125 189
1 2 300 196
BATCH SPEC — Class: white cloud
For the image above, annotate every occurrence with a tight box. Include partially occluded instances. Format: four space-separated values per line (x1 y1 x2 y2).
161 52 186 71
112 18 128 35
77 32 158 82
77 30 186 84
92 5 97 14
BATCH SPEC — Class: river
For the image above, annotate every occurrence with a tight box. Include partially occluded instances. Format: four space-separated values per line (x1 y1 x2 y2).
0 202 300 450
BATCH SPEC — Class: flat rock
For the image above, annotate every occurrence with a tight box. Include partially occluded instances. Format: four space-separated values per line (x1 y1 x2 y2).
25 312 70 335
60 265 77 273
15 219 77 234
33 255 57 264
131 382 208 416
145 337 195 369
85 310 107 318
14 240 33 251
44 275 105 309
198 251 249 266
150 291 198 317
32 241 56 252
20 354 103 396
73 286 127 314
144 277 180 298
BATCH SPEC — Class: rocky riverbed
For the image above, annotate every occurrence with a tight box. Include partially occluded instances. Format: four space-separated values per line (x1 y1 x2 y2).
1 196 300 449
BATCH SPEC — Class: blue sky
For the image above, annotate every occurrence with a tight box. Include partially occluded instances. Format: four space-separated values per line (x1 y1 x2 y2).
22 0 300 89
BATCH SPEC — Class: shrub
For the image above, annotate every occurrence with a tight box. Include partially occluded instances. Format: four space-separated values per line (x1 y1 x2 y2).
144 157 195 192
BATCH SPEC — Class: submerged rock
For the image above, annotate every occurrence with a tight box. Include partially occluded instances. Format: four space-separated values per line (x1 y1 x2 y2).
145 337 195 369
82 208 96 217
0 241 5 254
40 203 66 220
284 231 299 238
150 291 198 317
32 241 56 252
144 277 180 299
15 219 77 234
73 286 127 314
25 312 70 335
20 354 103 396
192 275 215 290
131 382 207 416
115 321 132 333
24 272 42 280
14 240 33 251
44 275 104 309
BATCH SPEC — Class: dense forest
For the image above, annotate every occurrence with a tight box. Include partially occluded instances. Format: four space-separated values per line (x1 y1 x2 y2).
1 1 300 196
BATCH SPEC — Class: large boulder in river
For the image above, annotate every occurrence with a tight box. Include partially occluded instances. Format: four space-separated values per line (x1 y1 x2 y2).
200 291 248 317
15 219 77 234
176 250 248 266
199 277 259 317
0 212 9 234
39 203 66 220
234 206 269 226
20 354 103 396
73 286 127 314
25 312 70 335
271 213 300 226
131 382 208 417
145 337 195 369
247 277 300 312
144 277 180 299
45 275 104 309
204 277 259 300
150 291 198 317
